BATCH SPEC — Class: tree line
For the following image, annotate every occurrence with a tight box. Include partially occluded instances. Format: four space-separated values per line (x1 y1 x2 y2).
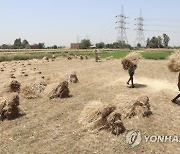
80 39 131 49
146 34 170 48
0 33 175 50
80 33 172 49
0 38 64 49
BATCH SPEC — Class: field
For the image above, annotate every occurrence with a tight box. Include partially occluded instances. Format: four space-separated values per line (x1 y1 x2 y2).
0 49 174 62
0 50 180 154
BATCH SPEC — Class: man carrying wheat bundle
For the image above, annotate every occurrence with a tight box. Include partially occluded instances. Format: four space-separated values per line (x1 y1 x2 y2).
171 73 180 103
168 53 180 103
122 59 137 88
121 52 141 88
127 63 137 88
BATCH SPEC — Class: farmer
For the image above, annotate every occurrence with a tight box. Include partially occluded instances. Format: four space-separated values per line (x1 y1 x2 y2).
127 64 137 88
171 72 180 103
93 49 101 62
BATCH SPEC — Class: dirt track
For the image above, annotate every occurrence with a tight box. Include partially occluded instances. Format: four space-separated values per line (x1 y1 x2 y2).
0 58 180 154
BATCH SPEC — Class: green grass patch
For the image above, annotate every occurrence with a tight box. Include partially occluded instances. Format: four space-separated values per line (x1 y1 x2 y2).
99 51 131 59
0 52 63 62
68 50 131 59
140 51 173 60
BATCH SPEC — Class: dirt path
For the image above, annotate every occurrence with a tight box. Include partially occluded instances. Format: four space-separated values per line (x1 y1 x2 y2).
102 76 177 91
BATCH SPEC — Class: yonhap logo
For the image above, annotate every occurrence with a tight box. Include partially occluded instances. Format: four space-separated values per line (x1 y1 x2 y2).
125 130 180 147
126 130 142 147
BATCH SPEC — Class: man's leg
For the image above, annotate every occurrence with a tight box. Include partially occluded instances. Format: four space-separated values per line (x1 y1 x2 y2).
130 76 135 88
172 94 180 103
127 77 131 84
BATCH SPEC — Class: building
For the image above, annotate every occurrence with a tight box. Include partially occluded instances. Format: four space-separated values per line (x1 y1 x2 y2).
71 43 80 49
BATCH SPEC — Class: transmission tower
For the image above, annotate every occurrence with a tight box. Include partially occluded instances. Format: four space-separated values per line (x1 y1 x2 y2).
134 10 146 47
115 5 128 44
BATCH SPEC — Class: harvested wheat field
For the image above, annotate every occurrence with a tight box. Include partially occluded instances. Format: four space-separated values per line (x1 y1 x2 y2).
0 57 180 154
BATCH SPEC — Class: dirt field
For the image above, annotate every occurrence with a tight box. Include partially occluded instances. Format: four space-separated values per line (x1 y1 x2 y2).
0 57 180 154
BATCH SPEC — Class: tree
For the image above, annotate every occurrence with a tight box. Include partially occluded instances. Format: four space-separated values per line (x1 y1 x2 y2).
104 41 131 49
52 45 58 49
14 38 22 47
38 43 45 49
137 43 141 48
30 44 38 49
118 41 125 48
22 39 29 48
96 42 105 48
146 38 150 48
157 36 163 48
112 42 119 48
1 44 12 49
116 40 131 48
105 43 113 48
149 36 159 48
80 39 91 49
162 34 170 47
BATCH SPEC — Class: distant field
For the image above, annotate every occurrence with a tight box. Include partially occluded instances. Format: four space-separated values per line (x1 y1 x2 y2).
0 49 175 62
140 51 173 60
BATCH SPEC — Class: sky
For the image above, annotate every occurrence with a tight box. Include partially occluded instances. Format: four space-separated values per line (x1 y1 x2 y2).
0 0 180 47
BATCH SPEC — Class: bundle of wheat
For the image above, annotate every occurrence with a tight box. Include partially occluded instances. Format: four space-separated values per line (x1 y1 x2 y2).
21 79 47 99
69 72 78 83
93 49 100 53
79 101 126 135
121 52 142 70
67 56 72 60
167 53 180 72
121 58 135 70
125 52 142 62
43 56 49 61
9 80 21 93
125 96 152 118
52 54 55 61
0 93 20 120
84 55 88 59
49 81 70 99
106 112 126 135
80 55 84 60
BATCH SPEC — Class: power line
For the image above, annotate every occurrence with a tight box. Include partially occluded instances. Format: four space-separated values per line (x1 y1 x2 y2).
144 24 180 27
145 18 180 22
93 18 115 35
93 23 115 37
145 29 180 33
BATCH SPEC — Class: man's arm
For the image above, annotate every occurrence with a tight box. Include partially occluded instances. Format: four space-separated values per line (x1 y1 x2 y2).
178 72 180 91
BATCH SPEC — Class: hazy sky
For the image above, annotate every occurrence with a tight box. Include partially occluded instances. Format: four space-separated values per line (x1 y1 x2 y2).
0 0 180 47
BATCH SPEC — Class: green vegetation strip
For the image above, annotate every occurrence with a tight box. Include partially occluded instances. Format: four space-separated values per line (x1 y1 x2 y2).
92 51 130 59
0 52 63 62
0 50 174 62
140 51 173 60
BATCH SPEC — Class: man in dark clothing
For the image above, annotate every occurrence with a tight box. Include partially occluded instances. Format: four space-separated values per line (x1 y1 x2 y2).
172 72 180 103
127 64 137 88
